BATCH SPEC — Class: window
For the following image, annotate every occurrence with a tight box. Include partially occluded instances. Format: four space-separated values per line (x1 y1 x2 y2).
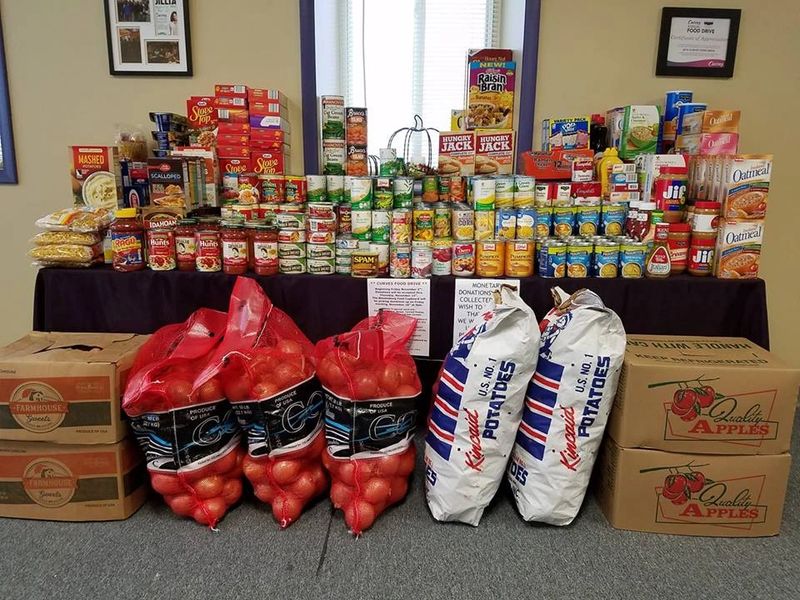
316 0 501 164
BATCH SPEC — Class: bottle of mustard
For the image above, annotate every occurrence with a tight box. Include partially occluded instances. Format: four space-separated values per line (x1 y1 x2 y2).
598 147 623 199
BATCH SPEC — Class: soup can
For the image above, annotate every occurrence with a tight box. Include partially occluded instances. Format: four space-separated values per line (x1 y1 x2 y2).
393 177 414 208
473 177 496 211
515 206 536 240
552 206 575 238
593 240 620 278
476 239 505 277
452 240 476 277
505 240 535 277
495 207 517 240
494 176 515 208
475 210 495 241
411 241 433 278
279 257 307 274
390 244 411 278
540 240 567 278
620 241 647 278
336 204 352 234
413 204 434 241
371 210 390 243
432 238 453 276
350 176 373 209
433 203 452 239
601 203 627 236
390 208 412 244
326 175 344 204
575 205 601 237
369 242 390 275
306 175 327 202
373 177 394 210
567 240 592 278
535 206 553 237
534 183 551 206
451 203 475 240
351 210 372 241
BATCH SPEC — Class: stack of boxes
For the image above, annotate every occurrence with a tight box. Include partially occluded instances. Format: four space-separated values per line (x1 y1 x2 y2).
596 335 800 537
0 333 149 521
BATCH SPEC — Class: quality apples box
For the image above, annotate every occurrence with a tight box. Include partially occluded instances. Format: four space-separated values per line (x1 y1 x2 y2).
0 438 146 521
595 438 791 537
0 333 148 444
607 335 800 454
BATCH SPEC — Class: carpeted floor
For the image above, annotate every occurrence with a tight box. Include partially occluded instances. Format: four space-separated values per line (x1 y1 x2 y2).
2 422 799 600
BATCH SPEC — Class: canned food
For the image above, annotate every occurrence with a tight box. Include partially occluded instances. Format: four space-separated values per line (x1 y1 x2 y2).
350 176 373 209
389 209 412 244
514 175 535 194
593 241 620 278
279 257 307 274
336 253 353 265
437 176 451 202
308 258 335 275
373 177 394 210
432 238 453 276
390 244 411 278
379 148 400 176
371 210 390 243
369 242 390 275
476 239 505 277
495 207 517 240
326 175 344 203
411 241 432 278
393 177 414 208
567 241 592 278
535 206 553 237
336 234 360 251
433 203 452 239
575 205 601 237
259 175 286 203
276 212 306 229
307 243 336 260
307 217 337 233
495 176 515 208
452 240 476 277
306 175 327 202
505 240 534 277
422 175 438 202
284 176 307 203
336 204 352 234
473 177 496 211
413 204 434 241
451 203 475 240
322 140 346 176
601 203 627 236
307 203 336 219
620 242 646 278
351 210 372 241
515 206 536 240
534 183 551 206
351 251 379 277
450 176 466 202
278 242 306 259
539 240 567 278
278 229 306 243
553 206 576 238
475 210 495 241
343 176 353 202
307 230 335 244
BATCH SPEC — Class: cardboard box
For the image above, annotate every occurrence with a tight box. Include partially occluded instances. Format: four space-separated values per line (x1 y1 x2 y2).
465 49 515 130
541 116 590 151
519 148 594 181
141 206 185 230
251 150 289 175
595 438 791 537
0 333 148 444
0 438 146 521
219 157 252 176
248 88 287 107
714 220 764 279
214 83 248 98
608 335 800 454
147 157 193 209
475 130 514 175
69 146 122 209
438 131 475 177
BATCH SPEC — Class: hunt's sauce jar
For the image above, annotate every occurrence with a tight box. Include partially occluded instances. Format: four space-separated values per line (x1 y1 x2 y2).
146 226 176 271
174 218 197 271
221 219 248 275
195 229 222 272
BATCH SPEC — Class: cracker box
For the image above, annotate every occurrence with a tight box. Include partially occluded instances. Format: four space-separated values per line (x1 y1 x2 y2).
595 438 791 537
69 146 122 209
147 157 192 209
438 131 475 177
722 154 772 220
607 335 800 454
0 438 146 521
541 117 590 151
0 333 148 444
619 105 660 159
466 49 515 130
475 130 514 175
714 219 764 278
250 101 288 119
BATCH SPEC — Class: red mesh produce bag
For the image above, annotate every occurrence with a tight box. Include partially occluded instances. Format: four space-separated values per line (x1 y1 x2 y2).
194 277 327 528
123 308 245 529
315 310 421 535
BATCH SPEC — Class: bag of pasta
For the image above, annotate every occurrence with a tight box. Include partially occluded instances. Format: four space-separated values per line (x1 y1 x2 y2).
35 207 113 232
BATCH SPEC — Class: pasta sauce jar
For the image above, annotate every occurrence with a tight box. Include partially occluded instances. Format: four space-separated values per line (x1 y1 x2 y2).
110 208 145 272
221 219 248 275
195 229 222 272
174 218 197 271
252 225 279 276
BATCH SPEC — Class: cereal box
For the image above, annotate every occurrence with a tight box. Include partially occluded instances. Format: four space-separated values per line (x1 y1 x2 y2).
722 154 772 219
619 105 660 159
541 117 590 151
699 132 739 156
475 130 514 175
69 146 122 209
438 131 475 177
466 49 515 130
186 96 217 146
702 110 741 133
146 157 191 209
714 219 764 279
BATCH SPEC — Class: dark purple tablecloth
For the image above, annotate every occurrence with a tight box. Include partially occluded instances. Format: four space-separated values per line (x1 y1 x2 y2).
33 267 770 356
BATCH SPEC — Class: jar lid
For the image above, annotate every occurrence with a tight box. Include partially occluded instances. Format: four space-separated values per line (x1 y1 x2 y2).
694 201 721 209
115 208 138 218
669 223 691 232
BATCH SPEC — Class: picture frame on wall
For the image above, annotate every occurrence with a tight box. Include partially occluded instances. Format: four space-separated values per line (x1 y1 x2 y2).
656 7 741 78
0 8 17 184
104 0 192 76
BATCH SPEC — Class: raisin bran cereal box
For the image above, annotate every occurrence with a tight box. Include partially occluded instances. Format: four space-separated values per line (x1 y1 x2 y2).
475 130 514 175
466 49 516 130
722 154 772 220
438 132 475 177
714 219 763 279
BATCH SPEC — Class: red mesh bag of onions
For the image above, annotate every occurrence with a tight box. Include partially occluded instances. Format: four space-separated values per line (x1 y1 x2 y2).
194 277 327 528
315 310 421 535
122 308 245 529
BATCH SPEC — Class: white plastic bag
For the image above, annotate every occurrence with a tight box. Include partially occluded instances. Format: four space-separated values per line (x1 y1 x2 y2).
507 287 625 525
424 285 540 525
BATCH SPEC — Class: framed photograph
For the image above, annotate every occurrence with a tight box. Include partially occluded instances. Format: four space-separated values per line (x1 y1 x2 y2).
656 7 741 78
104 0 192 76
0 9 17 184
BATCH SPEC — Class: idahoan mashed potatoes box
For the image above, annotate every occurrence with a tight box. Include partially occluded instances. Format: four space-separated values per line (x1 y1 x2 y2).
606 335 800 455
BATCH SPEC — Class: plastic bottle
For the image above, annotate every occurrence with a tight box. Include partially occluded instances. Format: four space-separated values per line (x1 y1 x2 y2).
598 147 623 198
645 222 671 278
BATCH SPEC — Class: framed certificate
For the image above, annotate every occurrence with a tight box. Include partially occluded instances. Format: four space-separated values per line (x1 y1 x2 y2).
656 7 741 78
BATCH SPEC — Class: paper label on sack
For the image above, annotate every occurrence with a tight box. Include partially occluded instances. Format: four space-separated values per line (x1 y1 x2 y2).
367 279 431 357
452 278 520 345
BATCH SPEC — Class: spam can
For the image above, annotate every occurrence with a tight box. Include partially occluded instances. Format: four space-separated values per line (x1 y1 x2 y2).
371 210 390 243
431 238 453 276
412 204 434 241
433 203 452 239
476 239 505 277
539 240 566 278
575 205 601 237
515 206 536 240
390 209 412 244
505 239 535 277
592 241 620 278
620 241 646 278
351 251 379 277
307 243 336 260
373 177 394 210
279 257 307 274
495 207 517 240
566 240 592 278
351 210 372 241
552 206 575 238
475 209 495 241
350 176 373 209
307 258 335 275
452 240 476 277
451 203 475 240
389 244 411 278
393 177 414 208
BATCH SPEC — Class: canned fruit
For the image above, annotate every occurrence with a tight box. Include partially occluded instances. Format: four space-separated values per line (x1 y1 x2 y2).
432 239 453 276
390 209 412 244
452 241 476 276
476 239 505 277
433 204 452 239
413 206 434 241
